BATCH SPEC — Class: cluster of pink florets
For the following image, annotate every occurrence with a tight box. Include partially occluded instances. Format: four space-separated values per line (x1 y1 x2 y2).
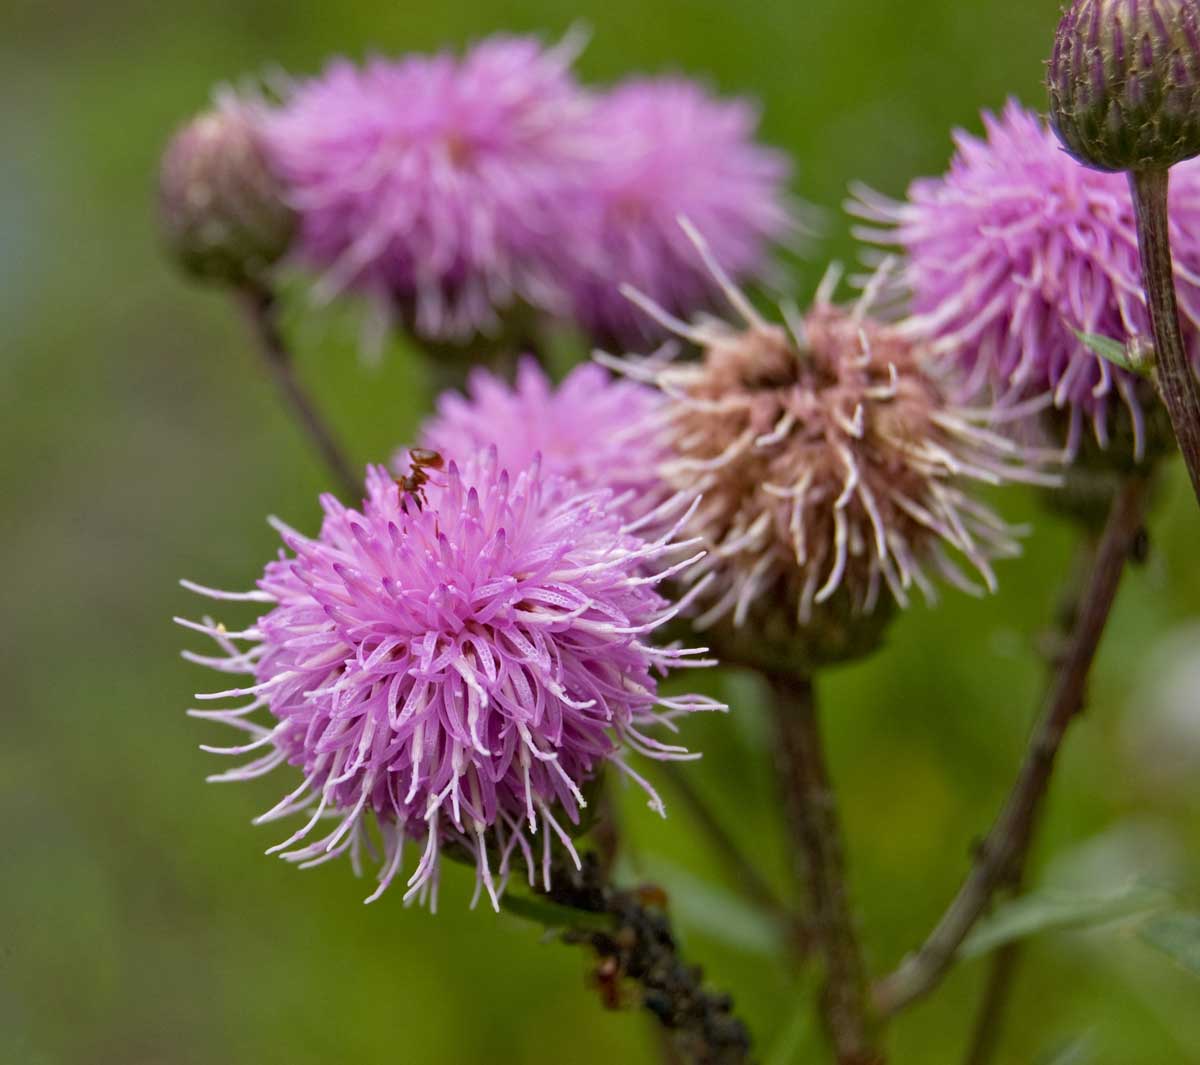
264 34 793 344
852 100 1200 455
182 456 719 908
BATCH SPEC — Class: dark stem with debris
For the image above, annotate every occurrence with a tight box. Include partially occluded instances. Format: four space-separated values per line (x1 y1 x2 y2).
1128 167 1200 508
545 854 754 1065
874 475 1152 1016
239 282 360 500
768 672 884 1065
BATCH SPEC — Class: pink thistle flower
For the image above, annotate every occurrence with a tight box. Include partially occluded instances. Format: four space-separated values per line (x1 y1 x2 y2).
178 454 719 909
850 99 1200 458
567 77 794 345
264 34 592 342
411 357 668 526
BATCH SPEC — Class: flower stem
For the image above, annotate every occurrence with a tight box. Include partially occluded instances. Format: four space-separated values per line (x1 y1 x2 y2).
768 672 884 1065
546 854 754 1065
873 475 1151 1016
1129 167 1200 507
958 538 1099 1064
239 283 360 500
961 940 1023 1065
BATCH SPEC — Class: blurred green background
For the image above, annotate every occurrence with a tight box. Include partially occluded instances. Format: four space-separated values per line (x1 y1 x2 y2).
4 0 1200 1062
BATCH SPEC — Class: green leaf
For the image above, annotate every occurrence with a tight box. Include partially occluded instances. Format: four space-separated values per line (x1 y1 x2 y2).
1139 911 1200 977
1075 331 1153 377
640 858 786 958
961 885 1167 960
499 893 614 934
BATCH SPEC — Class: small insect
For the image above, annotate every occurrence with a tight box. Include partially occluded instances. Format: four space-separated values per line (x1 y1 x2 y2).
395 448 445 507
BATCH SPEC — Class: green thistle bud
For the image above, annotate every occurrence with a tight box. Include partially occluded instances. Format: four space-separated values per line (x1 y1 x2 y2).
158 99 295 286
1049 0 1200 173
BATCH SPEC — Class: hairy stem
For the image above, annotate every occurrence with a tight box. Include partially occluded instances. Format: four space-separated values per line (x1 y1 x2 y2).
1129 167 1200 507
658 761 806 956
873 476 1151 1016
547 855 754 1065
240 283 360 500
769 672 883 1065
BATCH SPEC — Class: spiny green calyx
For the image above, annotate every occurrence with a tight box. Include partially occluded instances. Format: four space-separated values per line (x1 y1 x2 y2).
158 99 296 286
1049 0 1200 173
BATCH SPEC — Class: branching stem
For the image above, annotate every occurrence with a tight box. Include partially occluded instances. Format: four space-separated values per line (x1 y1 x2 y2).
874 476 1151 1016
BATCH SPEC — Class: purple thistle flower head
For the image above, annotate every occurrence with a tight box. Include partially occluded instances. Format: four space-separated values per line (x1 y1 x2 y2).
178 454 719 909
850 99 1200 458
412 357 668 525
566 76 794 345
264 34 592 342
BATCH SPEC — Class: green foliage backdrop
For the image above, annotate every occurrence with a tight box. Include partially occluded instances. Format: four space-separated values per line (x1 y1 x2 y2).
3 1 1199 1062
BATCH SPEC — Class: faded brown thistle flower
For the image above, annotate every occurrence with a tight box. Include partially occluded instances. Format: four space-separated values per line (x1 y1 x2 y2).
601 222 1059 671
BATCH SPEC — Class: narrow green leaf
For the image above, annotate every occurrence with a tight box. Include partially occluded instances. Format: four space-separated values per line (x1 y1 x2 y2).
1139 911 1200 977
961 885 1167 960
499 893 613 933
1075 331 1153 377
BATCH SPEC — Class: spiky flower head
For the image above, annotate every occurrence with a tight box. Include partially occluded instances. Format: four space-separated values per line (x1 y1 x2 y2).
178 455 719 909
605 227 1050 671
411 357 667 526
850 100 1200 458
264 35 591 342
566 77 794 345
158 94 296 286
1049 0 1200 173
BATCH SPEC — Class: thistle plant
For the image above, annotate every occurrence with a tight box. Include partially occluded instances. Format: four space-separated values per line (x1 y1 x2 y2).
851 100 1200 464
179 454 721 909
1049 0 1200 505
159 18 1200 1065
564 77 795 346
264 35 593 345
413 357 670 526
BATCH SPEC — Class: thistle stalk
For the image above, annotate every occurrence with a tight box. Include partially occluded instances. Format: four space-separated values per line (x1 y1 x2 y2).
240 282 361 501
769 673 883 1065
1128 168 1200 505
873 475 1151 1016
1049 0 1200 503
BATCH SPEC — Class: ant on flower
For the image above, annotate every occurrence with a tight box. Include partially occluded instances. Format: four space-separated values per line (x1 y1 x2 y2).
395 448 445 508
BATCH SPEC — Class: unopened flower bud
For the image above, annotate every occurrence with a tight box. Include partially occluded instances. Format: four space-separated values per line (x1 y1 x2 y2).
158 99 295 286
1049 0 1200 173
